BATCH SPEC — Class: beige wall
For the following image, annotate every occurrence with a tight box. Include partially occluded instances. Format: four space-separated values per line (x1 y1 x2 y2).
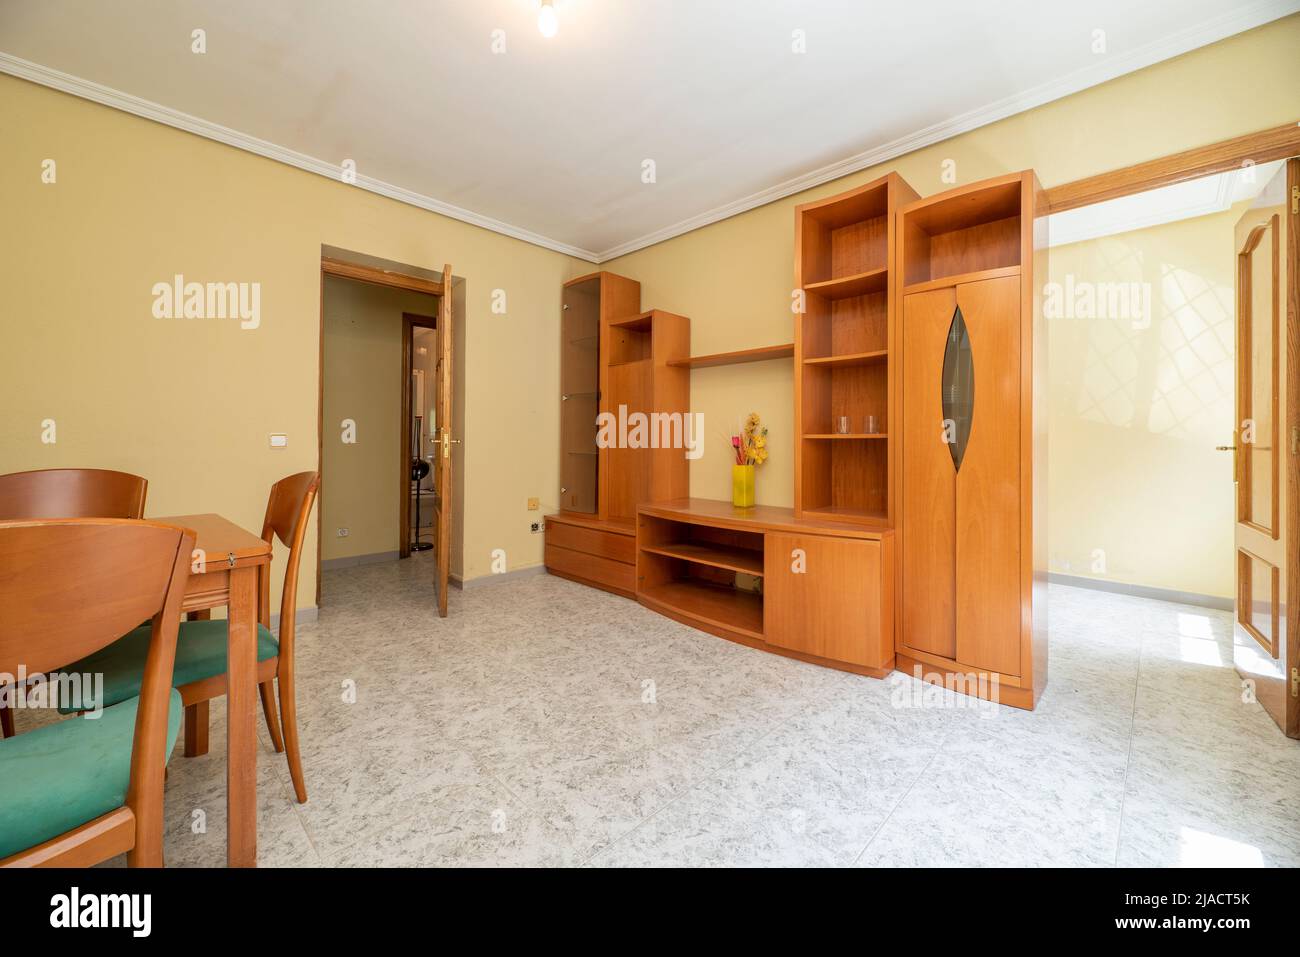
320 275 435 562
603 17 1299 592
0 74 590 615
1048 210 1237 598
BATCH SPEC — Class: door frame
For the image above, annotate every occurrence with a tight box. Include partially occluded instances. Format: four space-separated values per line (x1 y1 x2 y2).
400 311 438 559
317 256 446 604
1044 122 1300 213
1047 132 1300 737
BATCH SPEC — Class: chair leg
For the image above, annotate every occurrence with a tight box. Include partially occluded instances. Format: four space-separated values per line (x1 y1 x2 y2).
183 701 209 757
127 764 167 868
277 673 307 804
259 680 285 753
0 703 13 739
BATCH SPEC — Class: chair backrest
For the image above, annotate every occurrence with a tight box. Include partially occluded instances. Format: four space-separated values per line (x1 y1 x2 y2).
258 472 320 660
0 519 191 681
0 518 193 859
0 469 148 520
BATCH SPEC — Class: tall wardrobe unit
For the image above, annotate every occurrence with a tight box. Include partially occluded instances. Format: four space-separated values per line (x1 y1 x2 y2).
896 171 1048 709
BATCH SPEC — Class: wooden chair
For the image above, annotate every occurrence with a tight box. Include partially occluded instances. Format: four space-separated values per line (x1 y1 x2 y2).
0 518 193 867
67 472 320 804
0 467 148 521
0 468 148 739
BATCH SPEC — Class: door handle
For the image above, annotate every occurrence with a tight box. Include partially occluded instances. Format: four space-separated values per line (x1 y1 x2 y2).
438 432 461 458
1215 445 1237 452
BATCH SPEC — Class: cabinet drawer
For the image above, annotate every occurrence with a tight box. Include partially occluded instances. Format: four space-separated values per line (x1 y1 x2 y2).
546 544 635 595
545 521 635 564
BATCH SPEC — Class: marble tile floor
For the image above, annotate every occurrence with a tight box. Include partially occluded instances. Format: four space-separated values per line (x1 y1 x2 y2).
54 556 1299 867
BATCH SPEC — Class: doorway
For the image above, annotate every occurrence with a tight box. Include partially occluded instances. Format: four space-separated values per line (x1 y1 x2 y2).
401 313 437 558
1044 144 1299 738
317 251 460 617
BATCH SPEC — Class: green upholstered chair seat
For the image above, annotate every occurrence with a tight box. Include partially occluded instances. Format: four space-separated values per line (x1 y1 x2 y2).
0 690 182 860
61 619 280 714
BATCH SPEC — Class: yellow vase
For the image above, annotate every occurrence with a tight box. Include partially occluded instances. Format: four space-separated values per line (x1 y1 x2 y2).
732 464 755 508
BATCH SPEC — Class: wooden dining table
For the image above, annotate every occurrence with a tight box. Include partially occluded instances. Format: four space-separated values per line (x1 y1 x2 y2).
153 512 271 868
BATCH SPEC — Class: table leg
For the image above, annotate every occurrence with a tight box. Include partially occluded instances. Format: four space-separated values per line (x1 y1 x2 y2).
226 565 258 867
184 609 212 757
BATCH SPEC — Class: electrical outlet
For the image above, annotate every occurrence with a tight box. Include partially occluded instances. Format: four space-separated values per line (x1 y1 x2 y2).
527 497 540 511
530 521 544 534
336 527 350 538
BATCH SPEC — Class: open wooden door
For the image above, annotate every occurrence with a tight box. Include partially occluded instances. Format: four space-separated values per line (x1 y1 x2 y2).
433 264 456 616
1232 159 1298 737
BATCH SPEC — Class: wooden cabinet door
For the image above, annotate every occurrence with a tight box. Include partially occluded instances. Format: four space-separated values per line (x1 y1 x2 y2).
954 276 1022 675
764 532 890 668
900 288 957 658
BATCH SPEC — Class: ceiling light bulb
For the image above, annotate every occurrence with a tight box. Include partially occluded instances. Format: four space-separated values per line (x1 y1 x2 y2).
538 2 558 38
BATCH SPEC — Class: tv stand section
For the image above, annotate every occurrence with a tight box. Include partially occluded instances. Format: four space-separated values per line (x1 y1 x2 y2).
636 499 895 676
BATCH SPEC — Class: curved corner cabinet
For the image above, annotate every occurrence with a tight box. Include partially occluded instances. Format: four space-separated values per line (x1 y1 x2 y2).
897 171 1048 710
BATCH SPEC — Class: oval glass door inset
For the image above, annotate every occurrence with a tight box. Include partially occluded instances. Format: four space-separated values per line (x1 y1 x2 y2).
942 305 974 471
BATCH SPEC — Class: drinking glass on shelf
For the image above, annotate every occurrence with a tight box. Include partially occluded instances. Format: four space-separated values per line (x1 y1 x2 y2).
835 415 850 435
864 414 878 435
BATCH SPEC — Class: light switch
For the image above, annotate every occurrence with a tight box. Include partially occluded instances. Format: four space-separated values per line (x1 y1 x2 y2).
269 433 288 449
527 497 540 511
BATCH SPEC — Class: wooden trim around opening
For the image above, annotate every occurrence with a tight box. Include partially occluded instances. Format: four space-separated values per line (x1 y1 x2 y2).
1045 122 1300 213
319 256 443 601
322 257 445 297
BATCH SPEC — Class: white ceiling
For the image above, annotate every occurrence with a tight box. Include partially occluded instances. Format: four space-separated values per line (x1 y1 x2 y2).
2 0 1295 261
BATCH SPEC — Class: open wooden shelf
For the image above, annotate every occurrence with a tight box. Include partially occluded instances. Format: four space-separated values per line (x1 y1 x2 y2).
804 433 888 440
899 176 1023 287
667 343 794 369
800 504 888 524
803 349 887 368
901 264 1020 296
640 541 764 576
794 171 918 525
639 580 764 640
608 311 654 330
804 267 888 300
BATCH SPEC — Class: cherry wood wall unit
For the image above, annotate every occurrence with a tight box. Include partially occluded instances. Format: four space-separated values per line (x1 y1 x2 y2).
637 499 895 676
547 273 692 598
794 172 919 526
896 171 1048 711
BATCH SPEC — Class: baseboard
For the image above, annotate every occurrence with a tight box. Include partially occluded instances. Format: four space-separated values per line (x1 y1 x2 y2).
1048 572 1232 611
321 551 400 570
456 564 547 589
268 607 318 631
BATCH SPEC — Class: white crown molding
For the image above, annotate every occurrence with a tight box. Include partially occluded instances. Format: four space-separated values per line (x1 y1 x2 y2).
594 0 1300 261
2 0 1296 265
0 51 604 263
